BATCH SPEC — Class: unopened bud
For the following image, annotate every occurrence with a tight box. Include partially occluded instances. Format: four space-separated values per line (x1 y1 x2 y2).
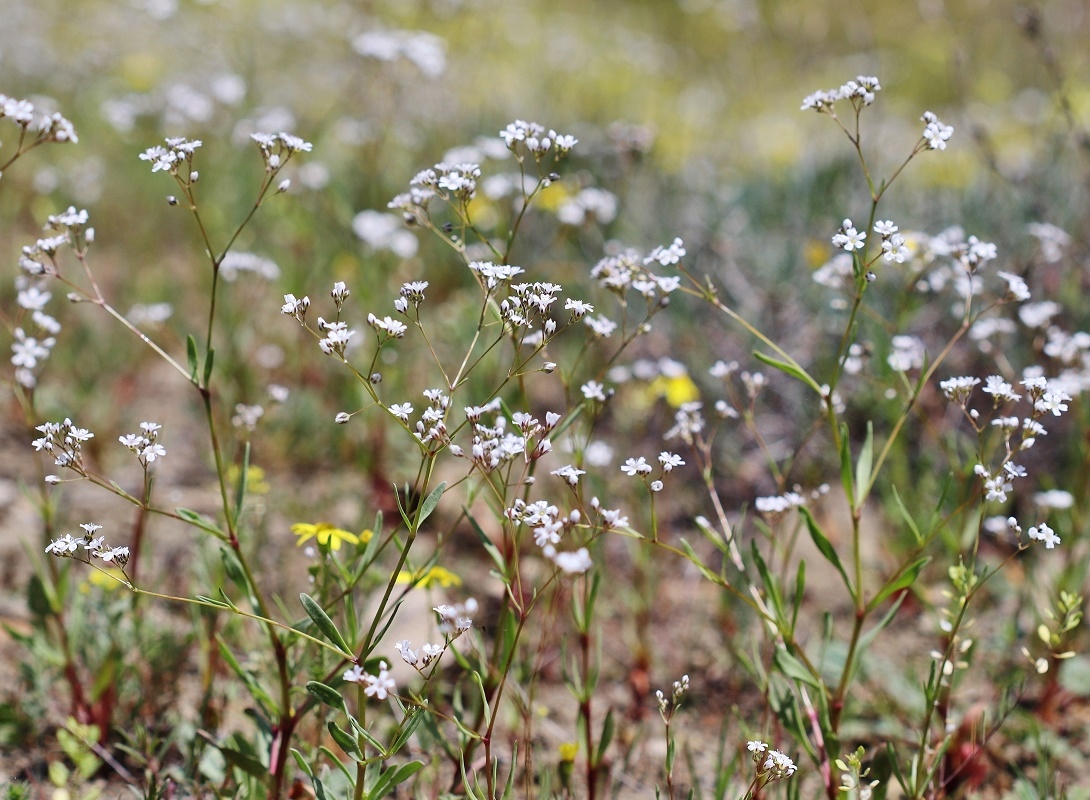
335 412 351 424
167 195 178 205
277 178 291 193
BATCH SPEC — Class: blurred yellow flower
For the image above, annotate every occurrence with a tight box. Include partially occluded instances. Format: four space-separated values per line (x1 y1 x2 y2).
396 565 463 588
81 567 125 593
292 522 360 551
227 464 271 495
648 374 700 407
558 742 578 762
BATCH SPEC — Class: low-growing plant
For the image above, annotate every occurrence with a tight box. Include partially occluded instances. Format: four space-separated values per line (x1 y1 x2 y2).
1 69 1086 800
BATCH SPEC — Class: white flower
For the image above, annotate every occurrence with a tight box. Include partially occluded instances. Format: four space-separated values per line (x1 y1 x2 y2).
390 403 413 421
832 219 866 252
547 546 593 574
658 451 685 472
1034 490 1073 509
982 375 1020 402
1028 523 1061 549
921 111 953 150
996 271 1030 301
581 381 607 402
621 456 652 476
551 465 586 485
644 238 686 267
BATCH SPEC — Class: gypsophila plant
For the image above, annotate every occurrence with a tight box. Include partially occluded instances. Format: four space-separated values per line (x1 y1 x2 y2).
7 63 1087 800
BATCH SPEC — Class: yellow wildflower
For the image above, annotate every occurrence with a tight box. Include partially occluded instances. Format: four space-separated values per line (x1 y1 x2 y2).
648 373 700 408
396 565 463 588
292 522 360 551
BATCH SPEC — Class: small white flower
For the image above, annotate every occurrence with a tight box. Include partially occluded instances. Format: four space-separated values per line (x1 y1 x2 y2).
621 456 652 476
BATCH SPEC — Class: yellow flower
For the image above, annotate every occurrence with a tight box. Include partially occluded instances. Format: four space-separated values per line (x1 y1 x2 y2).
227 464 271 495
291 522 360 551
80 567 125 593
648 374 700 408
558 742 578 762
396 565 463 588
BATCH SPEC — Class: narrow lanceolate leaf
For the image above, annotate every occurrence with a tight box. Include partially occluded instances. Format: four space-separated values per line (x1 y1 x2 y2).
855 420 874 504
752 350 823 394
799 507 853 598
306 680 347 713
838 423 855 508
416 481 446 528
327 720 362 761
773 646 821 689
186 334 199 382
867 557 929 612
300 593 351 655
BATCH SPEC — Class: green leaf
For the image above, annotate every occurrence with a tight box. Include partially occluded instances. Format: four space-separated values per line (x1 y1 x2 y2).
195 594 233 609
467 511 506 575
890 485 923 546
290 749 314 780
773 646 821 689
799 507 853 597
216 745 267 778
327 720 362 761
346 715 387 754
203 346 215 385
678 538 722 584
368 762 425 800
388 705 426 753
305 681 346 713
867 557 929 612
299 593 352 655
752 350 822 394
233 442 250 527
176 507 226 538
855 420 874 504
751 542 784 622
415 481 446 528
838 424 855 508
187 335 198 382
216 638 275 711
791 560 806 633
595 709 614 768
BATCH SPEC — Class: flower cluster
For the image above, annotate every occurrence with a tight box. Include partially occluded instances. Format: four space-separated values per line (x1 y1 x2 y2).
45 523 130 569
139 137 203 174
32 418 94 476
939 372 1071 549
395 639 445 671
800 75 881 111
920 111 954 151
458 403 558 468
504 497 590 574
0 94 78 145
500 120 578 159
590 244 683 301
411 388 453 448
831 219 866 253
655 673 689 717
406 161 482 204
118 421 167 466
620 451 685 492
434 598 478 634
746 740 798 783
250 131 313 170
343 660 397 700
873 219 910 264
